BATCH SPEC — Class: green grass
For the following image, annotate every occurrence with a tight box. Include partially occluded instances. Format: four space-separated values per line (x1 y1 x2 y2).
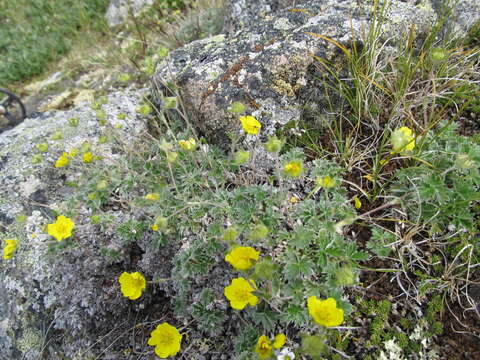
0 0 110 87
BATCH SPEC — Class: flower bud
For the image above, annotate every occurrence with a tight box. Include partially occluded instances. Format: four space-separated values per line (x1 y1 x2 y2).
163 97 177 109
253 259 276 280
335 265 356 286
455 154 474 170
222 226 238 243
155 216 168 230
264 135 284 153
249 223 269 240
301 335 327 359
137 104 151 115
234 150 250 165
228 101 246 114
37 143 49 153
68 117 79 127
166 151 178 163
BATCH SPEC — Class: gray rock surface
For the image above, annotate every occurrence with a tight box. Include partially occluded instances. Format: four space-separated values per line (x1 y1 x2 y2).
153 0 480 147
0 90 172 359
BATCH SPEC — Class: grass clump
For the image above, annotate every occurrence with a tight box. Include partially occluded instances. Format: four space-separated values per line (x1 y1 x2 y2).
0 0 109 86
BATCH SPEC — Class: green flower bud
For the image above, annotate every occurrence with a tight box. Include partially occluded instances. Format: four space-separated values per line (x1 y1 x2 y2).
222 226 238 243
137 104 151 116
31 154 43 164
117 113 126 120
117 73 130 83
91 215 101 224
158 47 169 59
431 47 448 62
234 149 250 165
166 151 178 163
249 223 269 240
301 335 327 359
81 142 91 153
88 192 97 200
96 180 108 190
37 143 49 153
160 139 174 152
155 216 168 230
68 117 79 127
163 97 177 109
98 135 108 144
51 131 63 140
16 214 27 223
264 135 284 153
335 265 356 286
228 101 246 114
455 154 474 170
254 259 276 280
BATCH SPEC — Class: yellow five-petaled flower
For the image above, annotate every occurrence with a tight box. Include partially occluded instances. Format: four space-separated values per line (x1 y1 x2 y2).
225 246 260 271
254 334 287 359
55 152 69 168
283 160 303 177
3 239 18 260
118 271 146 300
178 138 196 151
148 322 182 358
224 277 258 310
307 296 344 327
83 152 94 163
240 115 262 135
390 126 415 153
47 215 75 241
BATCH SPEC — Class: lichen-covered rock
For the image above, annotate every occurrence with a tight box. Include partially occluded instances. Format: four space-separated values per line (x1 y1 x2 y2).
0 90 176 359
153 0 480 147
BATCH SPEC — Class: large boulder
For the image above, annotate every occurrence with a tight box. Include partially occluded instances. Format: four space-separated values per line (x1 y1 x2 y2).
153 0 480 147
0 90 168 359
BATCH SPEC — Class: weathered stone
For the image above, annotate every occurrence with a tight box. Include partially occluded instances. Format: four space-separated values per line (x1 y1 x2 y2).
153 0 480 147
0 90 166 359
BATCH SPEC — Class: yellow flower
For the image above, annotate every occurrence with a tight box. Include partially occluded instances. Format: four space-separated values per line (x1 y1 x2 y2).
283 160 303 177
224 277 258 310
240 115 261 135
118 271 146 300
225 246 260 271
3 239 18 260
83 152 94 163
391 126 415 153
47 215 75 241
364 174 375 182
289 195 299 204
148 322 182 358
255 335 273 359
55 152 69 168
354 196 362 209
273 333 286 349
145 193 160 201
307 296 344 327
151 224 159 231
316 175 336 188
178 138 196 151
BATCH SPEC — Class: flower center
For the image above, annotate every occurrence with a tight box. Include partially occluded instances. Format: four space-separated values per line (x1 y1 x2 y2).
158 332 174 346
234 288 250 302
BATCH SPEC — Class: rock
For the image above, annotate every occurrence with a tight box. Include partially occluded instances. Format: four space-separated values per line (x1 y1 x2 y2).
0 90 167 359
153 0 480 147
105 0 154 27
